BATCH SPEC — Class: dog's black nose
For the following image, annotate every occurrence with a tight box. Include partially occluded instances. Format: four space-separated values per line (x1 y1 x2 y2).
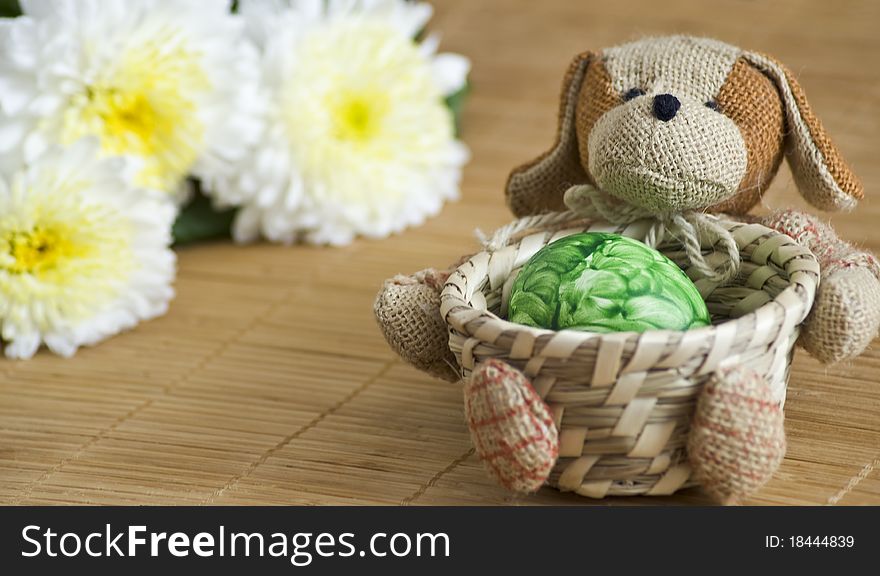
652 94 680 122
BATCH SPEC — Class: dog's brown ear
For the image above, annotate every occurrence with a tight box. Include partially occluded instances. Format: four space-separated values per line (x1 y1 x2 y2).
505 51 594 217
743 51 863 211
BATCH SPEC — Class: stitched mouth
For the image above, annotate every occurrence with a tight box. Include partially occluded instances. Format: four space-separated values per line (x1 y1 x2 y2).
595 162 735 211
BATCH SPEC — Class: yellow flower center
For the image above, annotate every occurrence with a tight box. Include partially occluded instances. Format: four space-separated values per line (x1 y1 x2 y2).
98 90 161 149
277 19 457 213
0 172 137 332
3 226 79 275
329 92 387 142
59 30 209 191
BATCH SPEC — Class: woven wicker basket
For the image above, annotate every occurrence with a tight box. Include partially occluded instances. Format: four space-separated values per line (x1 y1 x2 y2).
440 211 819 497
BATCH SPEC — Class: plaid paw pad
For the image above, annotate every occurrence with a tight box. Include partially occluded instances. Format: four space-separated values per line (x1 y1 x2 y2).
464 359 558 493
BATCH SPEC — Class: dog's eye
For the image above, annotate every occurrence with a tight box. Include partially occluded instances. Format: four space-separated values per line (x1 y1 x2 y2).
623 88 646 102
705 100 720 111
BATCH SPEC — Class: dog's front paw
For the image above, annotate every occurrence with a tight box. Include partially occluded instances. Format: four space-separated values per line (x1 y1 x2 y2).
465 359 558 493
688 366 786 504
373 269 460 381
762 209 880 364
801 265 880 364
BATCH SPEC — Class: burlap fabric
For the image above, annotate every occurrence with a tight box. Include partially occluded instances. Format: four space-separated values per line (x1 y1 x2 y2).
763 209 880 363
372 35 876 501
373 268 460 382
688 366 787 504
464 359 558 493
507 36 864 219
586 38 749 213
505 51 593 217
745 53 863 211
504 35 876 365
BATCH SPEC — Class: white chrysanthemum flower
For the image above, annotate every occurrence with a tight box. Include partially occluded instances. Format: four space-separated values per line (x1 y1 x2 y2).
210 0 470 245
0 0 263 196
0 140 176 359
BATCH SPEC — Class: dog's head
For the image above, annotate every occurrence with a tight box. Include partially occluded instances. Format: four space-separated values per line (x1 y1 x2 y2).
507 36 862 216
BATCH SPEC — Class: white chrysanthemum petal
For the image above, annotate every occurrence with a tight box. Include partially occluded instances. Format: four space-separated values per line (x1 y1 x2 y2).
18 0 76 19
0 139 176 359
0 117 28 153
0 72 34 116
418 32 440 57
432 53 471 94
0 0 264 197
300 0 327 20
214 0 470 245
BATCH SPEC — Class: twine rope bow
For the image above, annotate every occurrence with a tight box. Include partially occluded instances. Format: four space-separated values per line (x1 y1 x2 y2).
483 185 740 285
563 185 740 284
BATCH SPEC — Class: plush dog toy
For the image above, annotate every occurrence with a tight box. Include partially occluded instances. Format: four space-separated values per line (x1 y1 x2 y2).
375 36 880 500
505 35 880 363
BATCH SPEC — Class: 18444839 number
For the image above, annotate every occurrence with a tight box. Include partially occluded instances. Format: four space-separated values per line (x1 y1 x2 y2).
765 536 855 548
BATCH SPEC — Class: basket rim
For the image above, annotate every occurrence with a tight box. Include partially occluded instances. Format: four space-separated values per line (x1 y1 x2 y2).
440 212 819 353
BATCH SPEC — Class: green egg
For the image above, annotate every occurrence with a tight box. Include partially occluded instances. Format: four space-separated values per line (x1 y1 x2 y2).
507 233 710 333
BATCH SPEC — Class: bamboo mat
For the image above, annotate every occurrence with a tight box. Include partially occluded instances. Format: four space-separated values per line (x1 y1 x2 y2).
2 0 879 506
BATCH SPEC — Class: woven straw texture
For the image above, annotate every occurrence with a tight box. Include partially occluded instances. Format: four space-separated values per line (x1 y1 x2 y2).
441 212 818 497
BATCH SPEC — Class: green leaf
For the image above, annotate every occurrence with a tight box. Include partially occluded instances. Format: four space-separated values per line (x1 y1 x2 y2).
0 0 20 18
172 186 236 246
